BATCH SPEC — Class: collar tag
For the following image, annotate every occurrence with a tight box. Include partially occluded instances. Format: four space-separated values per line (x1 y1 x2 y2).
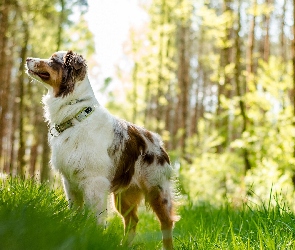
75 107 94 122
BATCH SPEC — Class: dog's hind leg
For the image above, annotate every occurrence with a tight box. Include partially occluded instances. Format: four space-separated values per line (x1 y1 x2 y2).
147 182 175 250
114 185 143 245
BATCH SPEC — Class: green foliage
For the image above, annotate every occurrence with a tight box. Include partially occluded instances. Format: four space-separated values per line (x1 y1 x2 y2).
180 150 244 205
175 47 295 205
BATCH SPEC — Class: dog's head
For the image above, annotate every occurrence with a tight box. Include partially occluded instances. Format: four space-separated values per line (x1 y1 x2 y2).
26 51 87 97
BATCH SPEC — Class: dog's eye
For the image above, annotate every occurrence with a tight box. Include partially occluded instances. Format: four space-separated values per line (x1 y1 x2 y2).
49 57 61 64
48 59 62 70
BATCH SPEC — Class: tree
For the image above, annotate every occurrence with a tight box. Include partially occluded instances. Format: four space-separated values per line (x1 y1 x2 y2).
0 0 93 181
234 0 251 174
292 0 295 185
120 0 295 203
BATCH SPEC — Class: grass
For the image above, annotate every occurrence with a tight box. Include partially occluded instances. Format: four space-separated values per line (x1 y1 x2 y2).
0 178 295 250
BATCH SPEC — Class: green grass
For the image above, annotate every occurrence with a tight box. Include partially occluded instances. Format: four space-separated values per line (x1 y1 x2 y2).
174 202 295 249
0 178 295 250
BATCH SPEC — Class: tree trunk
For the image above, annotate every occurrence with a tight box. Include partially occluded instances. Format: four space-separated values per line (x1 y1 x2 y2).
0 1 10 165
17 22 29 177
235 0 252 173
262 0 271 62
7 95 19 176
177 24 190 155
132 62 138 124
190 25 205 137
246 0 257 87
216 0 233 152
40 124 50 182
29 143 38 177
281 0 287 61
144 78 151 127
155 0 166 133
56 0 65 51
292 0 295 187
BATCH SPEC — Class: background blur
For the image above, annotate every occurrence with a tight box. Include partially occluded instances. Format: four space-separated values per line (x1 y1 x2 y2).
1 0 295 207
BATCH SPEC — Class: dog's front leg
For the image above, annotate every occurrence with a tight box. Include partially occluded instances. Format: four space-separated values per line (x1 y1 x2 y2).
62 177 84 209
81 176 110 226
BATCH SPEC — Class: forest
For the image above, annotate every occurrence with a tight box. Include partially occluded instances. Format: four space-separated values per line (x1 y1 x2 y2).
1 0 295 207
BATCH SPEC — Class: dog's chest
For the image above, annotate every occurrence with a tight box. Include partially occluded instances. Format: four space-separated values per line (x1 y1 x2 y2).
50 125 114 181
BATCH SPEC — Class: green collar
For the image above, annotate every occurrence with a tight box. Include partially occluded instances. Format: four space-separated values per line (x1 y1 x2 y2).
50 106 95 137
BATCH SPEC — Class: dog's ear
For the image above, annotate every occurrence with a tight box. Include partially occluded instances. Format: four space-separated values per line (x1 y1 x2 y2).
57 70 75 97
55 51 87 97
64 50 86 70
72 54 85 70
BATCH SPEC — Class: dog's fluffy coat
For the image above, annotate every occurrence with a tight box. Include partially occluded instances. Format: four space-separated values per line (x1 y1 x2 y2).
26 51 177 250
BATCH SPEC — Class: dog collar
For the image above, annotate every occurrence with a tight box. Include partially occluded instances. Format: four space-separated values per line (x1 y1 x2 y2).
50 106 95 137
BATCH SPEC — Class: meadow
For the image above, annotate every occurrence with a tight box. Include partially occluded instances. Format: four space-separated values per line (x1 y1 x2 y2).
0 178 295 250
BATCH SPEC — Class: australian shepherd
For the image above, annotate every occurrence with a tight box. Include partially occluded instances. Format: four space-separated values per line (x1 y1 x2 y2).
26 50 178 249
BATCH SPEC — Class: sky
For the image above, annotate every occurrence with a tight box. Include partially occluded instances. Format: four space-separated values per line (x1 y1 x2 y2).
85 0 147 80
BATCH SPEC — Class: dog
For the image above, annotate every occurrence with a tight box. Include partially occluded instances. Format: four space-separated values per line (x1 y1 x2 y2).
26 50 178 249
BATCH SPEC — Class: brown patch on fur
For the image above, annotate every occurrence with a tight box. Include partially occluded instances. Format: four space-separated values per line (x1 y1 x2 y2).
143 130 154 143
114 185 143 243
111 124 147 192
157 146 170 165
142 153 155 165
